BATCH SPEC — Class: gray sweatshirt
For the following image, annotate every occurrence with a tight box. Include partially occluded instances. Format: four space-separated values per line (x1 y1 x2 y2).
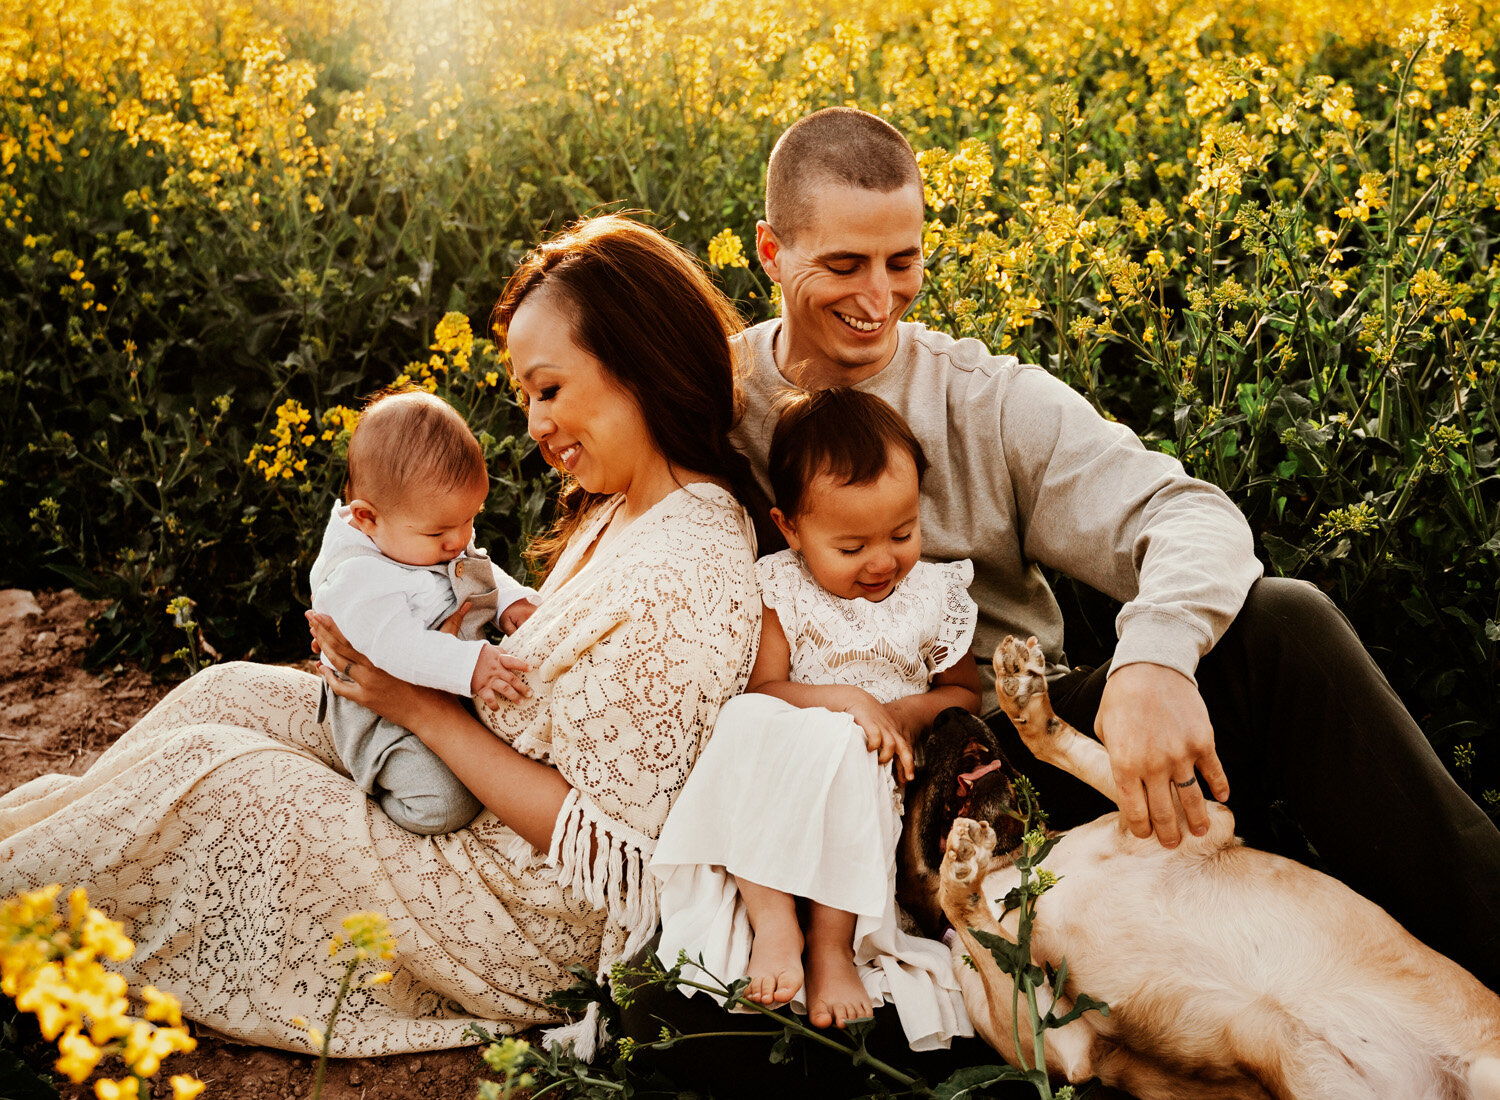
730 319 1264 686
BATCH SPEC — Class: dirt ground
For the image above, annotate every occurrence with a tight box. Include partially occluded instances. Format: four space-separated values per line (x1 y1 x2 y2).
1 589 491 1099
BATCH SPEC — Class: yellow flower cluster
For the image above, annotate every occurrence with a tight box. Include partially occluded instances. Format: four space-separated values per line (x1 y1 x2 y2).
246 398 314 481
706 228 749 269
0 885 203 1098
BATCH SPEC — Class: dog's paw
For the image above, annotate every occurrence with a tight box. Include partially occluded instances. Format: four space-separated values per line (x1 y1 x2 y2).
994 635 1049 722
943 817 998 881
940 818 999 921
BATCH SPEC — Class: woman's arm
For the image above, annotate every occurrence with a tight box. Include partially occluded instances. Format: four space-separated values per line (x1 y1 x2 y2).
308 610 568 850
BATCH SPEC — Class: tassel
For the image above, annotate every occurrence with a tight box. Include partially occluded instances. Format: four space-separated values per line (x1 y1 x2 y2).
541 999 609 1061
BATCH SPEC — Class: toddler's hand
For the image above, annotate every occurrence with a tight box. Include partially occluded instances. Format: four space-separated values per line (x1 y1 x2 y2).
845 694 916 783
470 643 531 706
500 596 539 635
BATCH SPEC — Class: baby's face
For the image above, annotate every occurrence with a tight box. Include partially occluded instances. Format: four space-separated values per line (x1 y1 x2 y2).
358 479 488 567
779 448 922 602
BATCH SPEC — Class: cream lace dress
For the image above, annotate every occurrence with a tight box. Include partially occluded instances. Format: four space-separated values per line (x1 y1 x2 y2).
0 483 758 1056
651 550 978 1051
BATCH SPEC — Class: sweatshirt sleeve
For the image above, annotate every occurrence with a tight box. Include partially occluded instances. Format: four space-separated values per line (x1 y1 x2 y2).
999 365 1263 682
313 558 487 695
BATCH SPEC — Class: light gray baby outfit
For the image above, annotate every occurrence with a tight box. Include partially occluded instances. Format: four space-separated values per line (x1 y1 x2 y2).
310 501 537 834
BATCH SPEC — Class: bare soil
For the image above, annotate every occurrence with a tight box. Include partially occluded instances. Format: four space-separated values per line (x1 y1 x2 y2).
1 590 490 1099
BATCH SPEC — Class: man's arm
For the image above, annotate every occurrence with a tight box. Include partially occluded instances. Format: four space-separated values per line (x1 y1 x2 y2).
998 367 1258 845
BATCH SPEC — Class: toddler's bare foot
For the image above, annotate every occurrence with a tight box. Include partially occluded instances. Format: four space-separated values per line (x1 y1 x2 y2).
744 922 803 1005
805 938 871 1029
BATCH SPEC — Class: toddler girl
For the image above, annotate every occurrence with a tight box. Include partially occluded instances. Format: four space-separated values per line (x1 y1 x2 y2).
652 387 981 1051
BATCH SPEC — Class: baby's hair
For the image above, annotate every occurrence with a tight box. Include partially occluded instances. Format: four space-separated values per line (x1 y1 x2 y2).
345 387 487 507
767 387 928 520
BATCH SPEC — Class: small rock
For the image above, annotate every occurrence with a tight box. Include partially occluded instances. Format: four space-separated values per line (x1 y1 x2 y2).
349 1071 362 1086
0 589 42 626
33 631 58 650
3 702 37 722
409 1058 424 1073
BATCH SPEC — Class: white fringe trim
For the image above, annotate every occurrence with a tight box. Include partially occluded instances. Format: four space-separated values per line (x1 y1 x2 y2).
542 789 660 1061
542 1000 609 1062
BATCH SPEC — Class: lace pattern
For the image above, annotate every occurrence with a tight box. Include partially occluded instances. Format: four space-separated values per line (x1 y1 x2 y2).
757 551 978 703
0 484 758 1056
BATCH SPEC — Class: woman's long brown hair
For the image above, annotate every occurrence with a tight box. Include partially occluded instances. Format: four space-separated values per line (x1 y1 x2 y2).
490 214 772 579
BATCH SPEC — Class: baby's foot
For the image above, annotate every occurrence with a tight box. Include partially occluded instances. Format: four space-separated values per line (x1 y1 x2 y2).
744 923 803 1005
804 940 871 1029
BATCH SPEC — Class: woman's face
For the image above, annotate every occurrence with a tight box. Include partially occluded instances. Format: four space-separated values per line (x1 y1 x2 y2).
507 290 663 500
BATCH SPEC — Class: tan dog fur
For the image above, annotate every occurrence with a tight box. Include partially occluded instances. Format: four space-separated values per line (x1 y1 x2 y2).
939 636 1500 1100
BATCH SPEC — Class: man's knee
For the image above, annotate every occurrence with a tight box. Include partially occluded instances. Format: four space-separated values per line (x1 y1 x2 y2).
1232 577 1349 649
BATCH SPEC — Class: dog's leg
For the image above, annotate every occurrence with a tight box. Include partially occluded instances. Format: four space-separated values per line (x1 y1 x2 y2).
994 636 1117 803
940 817 1097 1083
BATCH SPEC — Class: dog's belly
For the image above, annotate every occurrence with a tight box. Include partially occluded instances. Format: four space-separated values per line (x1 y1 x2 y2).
971 807 1500 1088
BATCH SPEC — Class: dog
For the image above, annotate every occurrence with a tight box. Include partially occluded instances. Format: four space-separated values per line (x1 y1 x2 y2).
901 637 1500 1100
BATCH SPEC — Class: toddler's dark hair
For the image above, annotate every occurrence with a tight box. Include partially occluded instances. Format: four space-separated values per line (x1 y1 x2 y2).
767 387 928 520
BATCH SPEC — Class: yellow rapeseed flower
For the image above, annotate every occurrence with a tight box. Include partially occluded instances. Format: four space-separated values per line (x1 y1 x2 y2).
706 228 748 269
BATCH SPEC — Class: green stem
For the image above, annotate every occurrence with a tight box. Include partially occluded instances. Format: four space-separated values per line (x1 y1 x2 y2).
665 975 920 1087
311 958 358 1100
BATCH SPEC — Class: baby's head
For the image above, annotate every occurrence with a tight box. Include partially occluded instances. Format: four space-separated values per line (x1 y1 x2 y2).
768 387 927 602
344 388 488 566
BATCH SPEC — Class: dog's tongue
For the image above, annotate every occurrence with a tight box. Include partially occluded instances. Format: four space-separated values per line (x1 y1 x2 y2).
956 759 1005 797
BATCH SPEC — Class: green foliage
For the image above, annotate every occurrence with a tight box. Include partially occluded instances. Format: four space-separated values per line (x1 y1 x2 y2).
1 0 1495 801
0 995 62 1100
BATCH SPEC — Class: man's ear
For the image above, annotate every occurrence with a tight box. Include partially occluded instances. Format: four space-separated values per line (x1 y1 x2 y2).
769 506 800 551
755 221 783 283
347 499 379 534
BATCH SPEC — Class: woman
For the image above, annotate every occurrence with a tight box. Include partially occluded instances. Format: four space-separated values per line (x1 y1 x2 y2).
0 215 762 1057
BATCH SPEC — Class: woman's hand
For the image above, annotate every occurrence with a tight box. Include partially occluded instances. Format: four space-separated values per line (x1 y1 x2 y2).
306 610 454 731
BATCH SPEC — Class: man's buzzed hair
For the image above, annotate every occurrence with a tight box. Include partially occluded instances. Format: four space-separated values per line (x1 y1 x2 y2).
765 108 921 242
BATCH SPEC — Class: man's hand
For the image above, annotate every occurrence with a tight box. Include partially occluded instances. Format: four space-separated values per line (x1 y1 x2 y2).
1094 662 1230 847
845 692 916 783
500 597 539 635
470 643 531 706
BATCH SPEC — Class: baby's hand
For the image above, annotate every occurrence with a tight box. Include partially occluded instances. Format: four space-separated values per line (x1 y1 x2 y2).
500 596 539 635
845 694 916 783
470 643 531 706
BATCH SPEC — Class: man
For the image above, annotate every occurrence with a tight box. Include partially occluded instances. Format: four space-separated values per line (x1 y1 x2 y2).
729 106 1500 990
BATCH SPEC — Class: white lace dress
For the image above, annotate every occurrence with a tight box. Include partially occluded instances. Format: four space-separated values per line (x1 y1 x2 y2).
651 550 978 1051
0 483 758 1056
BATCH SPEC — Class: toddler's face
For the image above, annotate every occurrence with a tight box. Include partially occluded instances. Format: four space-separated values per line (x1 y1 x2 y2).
356 479 488 567
776 448 921 602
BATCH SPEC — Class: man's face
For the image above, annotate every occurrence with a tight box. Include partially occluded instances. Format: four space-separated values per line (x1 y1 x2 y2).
757 180 924 387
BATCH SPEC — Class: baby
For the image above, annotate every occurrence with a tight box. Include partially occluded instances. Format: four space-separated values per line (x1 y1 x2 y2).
310 387 538 835
653 387 981 1049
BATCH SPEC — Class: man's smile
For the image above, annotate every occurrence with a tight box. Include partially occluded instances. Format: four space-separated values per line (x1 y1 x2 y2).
835 310 881 333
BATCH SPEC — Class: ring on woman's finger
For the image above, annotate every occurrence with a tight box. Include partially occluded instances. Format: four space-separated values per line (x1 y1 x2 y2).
1173 776 1197 789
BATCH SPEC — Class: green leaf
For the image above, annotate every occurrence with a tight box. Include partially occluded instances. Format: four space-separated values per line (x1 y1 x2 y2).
934 1064 1029 1098
969 927 1025 973
1048 991 1112 1028
0 1050 61 1100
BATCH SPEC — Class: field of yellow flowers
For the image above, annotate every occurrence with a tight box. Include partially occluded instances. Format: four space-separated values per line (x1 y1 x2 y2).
1 0 1497 806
